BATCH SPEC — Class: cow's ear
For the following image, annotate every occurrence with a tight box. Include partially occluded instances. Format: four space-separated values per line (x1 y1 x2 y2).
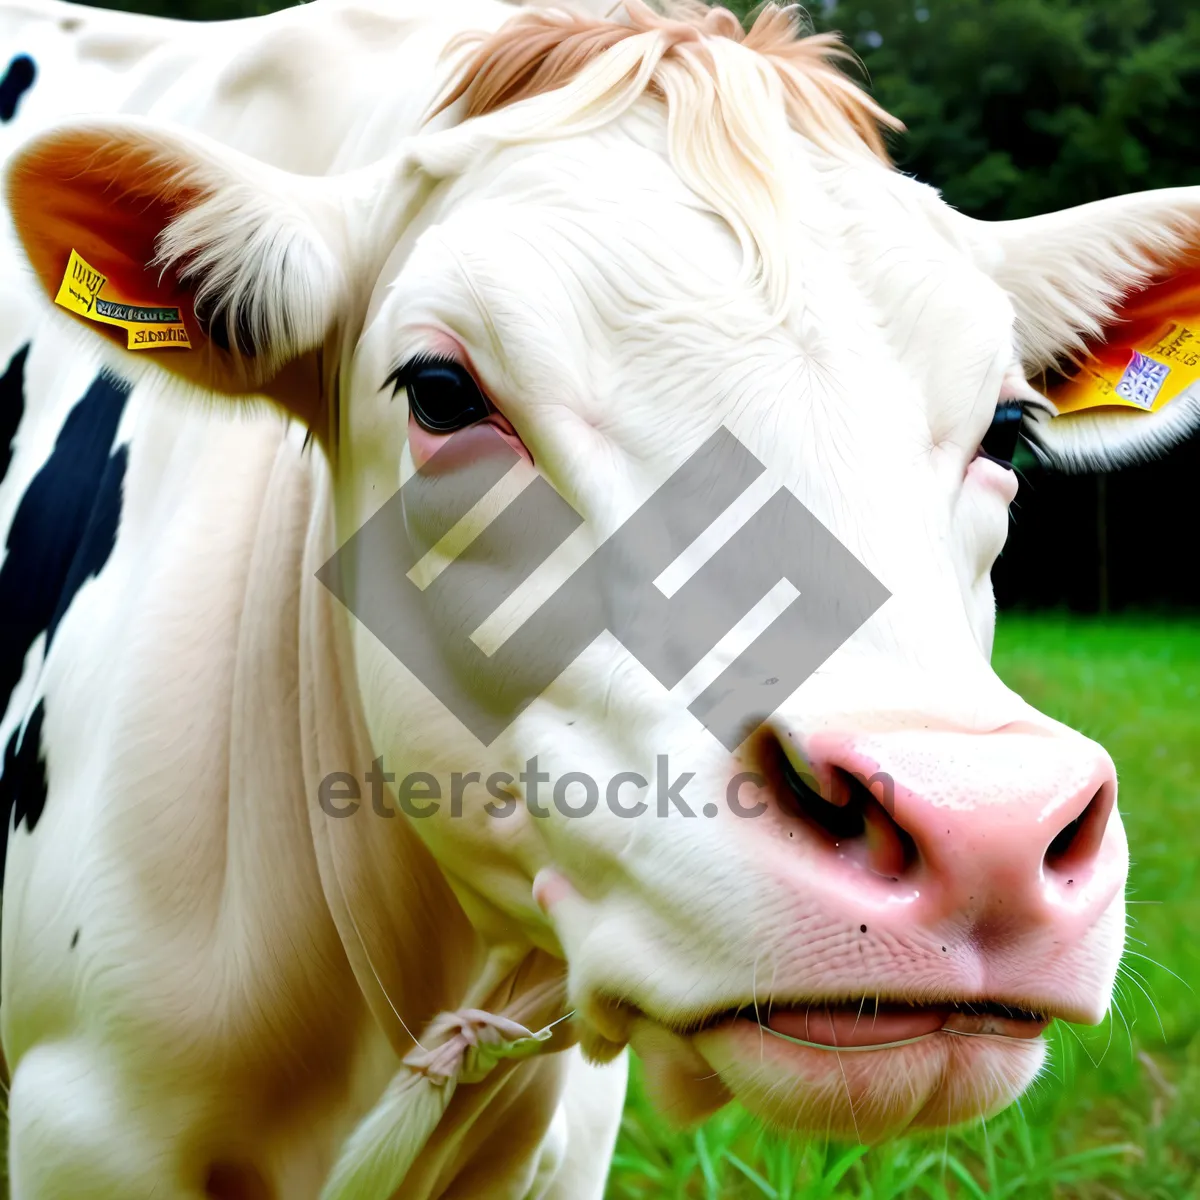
972 188 1200 472
5 118 364 434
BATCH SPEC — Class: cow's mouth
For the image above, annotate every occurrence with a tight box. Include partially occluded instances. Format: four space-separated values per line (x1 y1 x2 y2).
668 997 1051 1053
609 992 1056 1139
710 998 1051 1050
608 989 1062 1137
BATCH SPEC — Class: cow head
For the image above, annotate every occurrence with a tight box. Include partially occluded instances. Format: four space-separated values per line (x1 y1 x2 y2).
8 1 1199 1141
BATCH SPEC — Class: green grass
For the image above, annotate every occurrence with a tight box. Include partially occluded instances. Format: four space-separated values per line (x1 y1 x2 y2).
607 615 1200 1200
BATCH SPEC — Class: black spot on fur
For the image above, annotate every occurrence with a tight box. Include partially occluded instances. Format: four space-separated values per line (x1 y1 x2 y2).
0 372 130 719
1 700 47 848
0 374 129 879
0 343 30 484
70 928 80 949
0 55 36 123
47 443 128 650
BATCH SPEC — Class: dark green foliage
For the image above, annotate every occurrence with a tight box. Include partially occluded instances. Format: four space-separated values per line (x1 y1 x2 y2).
794 0 1200 218
79 0 289 24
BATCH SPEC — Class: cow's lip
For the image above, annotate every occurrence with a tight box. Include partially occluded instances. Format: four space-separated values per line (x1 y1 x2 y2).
700 998 1051 1049
705 998 1056 1046
589 991 1063 1054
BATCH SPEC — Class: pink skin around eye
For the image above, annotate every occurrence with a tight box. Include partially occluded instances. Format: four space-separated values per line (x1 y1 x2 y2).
407 409 533 470
400 330 533 469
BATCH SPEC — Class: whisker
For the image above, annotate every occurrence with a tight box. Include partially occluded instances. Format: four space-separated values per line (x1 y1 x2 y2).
1057 1018 1101 1069
852 994 867 1037
1092 1001 1116 1068
832 1046 862 1143
1116 964 1166 1041
1110 986 1137 1063
1123 949 1192 991
752 952 764 1064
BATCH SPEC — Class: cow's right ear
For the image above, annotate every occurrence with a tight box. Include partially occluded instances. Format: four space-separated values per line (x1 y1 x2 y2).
965 188 1200 472
6 118 379 435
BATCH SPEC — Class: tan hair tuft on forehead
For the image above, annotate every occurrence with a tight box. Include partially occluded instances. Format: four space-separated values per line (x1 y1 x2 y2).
434 0 901 161
427 1 904 318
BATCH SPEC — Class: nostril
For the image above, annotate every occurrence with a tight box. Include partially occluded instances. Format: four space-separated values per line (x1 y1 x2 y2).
771 744 917 878
857 772 918 878
1046 815 1083 862
1044 786 1111 876
776 750 864 840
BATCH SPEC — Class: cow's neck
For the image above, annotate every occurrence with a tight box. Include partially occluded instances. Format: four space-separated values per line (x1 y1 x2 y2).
295 449 475 1028
295 448 573 1194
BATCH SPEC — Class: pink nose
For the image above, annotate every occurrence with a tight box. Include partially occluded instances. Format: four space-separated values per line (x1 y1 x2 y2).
772 727 1123 937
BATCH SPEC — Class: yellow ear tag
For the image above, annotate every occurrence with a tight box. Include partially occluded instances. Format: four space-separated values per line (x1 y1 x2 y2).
54 249 191 351
1047 269 1200 416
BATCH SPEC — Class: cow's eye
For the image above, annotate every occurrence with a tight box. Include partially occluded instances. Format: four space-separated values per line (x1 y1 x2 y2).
978 399 1024 469
386 357 490 433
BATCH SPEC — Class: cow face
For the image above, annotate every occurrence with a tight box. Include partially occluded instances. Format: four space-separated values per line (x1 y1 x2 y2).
331 128 1132 1140
7 7 1199 1141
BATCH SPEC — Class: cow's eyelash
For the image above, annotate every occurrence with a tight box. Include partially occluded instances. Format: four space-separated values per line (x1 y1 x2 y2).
382 352 462 398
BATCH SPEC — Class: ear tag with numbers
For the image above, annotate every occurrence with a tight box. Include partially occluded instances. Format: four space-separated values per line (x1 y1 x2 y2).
54 249 191 350
1047 268 1200 416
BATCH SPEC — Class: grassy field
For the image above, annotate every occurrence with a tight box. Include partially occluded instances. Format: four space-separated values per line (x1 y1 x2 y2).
607 615 1200 1199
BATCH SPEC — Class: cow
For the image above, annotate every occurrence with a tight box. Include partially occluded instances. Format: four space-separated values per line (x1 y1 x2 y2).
2 0 1199 1195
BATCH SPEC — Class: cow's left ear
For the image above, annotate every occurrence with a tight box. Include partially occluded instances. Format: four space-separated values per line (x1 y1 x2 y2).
6 117 388 435
970 188 1200 472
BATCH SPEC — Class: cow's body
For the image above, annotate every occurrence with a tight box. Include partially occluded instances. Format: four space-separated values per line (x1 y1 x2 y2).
1 3 626 1196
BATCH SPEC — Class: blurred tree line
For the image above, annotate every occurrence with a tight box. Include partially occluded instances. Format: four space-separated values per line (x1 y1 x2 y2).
73 0 1200 608
814 0 1200 222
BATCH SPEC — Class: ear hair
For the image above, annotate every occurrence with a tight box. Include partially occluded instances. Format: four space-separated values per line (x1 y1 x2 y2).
153 166 350 379
965 189 1200 375
1023 390 1200 473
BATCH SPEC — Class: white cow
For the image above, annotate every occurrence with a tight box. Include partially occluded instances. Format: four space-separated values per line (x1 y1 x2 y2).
1 0 1198 1196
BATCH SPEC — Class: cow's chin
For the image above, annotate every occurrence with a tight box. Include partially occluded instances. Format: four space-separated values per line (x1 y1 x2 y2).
626 1014 1046 1143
